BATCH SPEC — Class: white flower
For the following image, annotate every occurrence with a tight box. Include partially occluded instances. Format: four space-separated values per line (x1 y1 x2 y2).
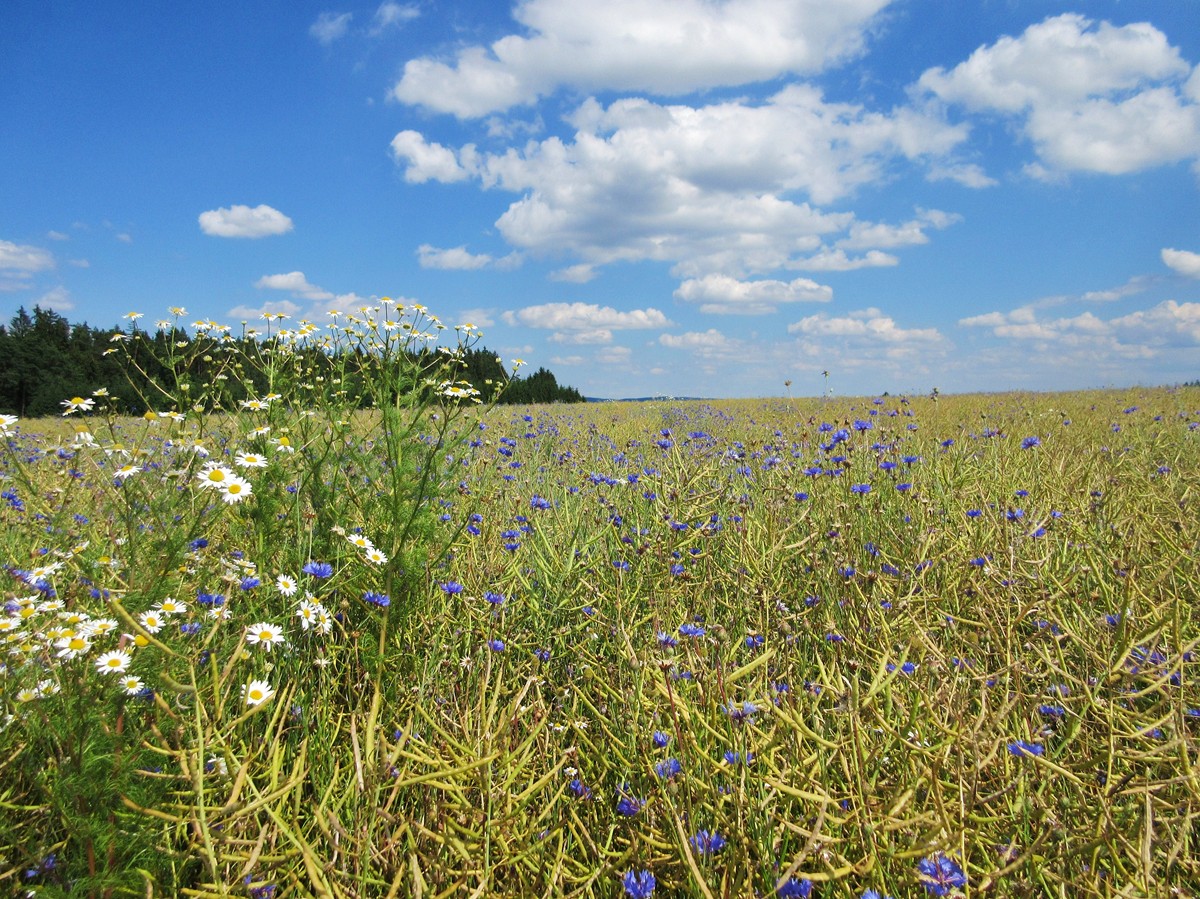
242 679 275 706
94 650 132 675
119 675 144 695
363 547 389 565
234 452 268 469
196 464 234 489
219 476 253 504
276 574 298 596
245 622 285 651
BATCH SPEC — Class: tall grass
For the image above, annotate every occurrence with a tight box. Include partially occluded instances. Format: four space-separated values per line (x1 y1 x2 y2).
1 314 1197 897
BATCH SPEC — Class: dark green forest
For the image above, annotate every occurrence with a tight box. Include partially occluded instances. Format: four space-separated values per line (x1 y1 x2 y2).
0 306 584 416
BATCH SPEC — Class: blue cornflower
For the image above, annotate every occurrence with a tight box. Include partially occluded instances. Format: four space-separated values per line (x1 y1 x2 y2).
616 789 644 816
1021 436 1041 449
363 591 390 608
530 495 552 510
484 591 506 605
302 560 333 579
652 730 671 748
654 758 682 779
188 537 209 551
679 623 706 638
622 869 656 898
656 631 678 648
724 701 759 723
1008 741 1044 757
850 483 871 495
533 647 551 662
916 853 967 895
861 891 895 899
440 581 464 595
689 830 726 855
568 778 591 799
776 876 813 897
487 639 505 652
197 592 224 607
239 576 261 591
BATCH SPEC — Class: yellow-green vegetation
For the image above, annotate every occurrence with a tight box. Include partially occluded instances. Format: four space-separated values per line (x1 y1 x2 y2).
0 306 1197 897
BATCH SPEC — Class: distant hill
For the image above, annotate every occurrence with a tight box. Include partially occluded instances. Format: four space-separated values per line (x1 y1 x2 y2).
584 395 712 403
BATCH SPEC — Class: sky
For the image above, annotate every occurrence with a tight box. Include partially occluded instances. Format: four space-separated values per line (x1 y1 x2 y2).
2 0 1199 399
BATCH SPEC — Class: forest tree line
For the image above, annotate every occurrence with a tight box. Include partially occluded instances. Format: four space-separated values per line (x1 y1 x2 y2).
0 306 584 417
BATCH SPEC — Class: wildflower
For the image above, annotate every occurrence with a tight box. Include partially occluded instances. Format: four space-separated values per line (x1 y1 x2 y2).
243 679 275 706
441 581 464 595
622 869 656 898
113 463 142 481
654 758 682 779
196 464 235 489
652 730 670 748
346 533 375 551
487 639 505 652
119 675 145 695
0 413 18 432
1021 436 1041 449
220 476 253 503
916 853 967 896
1007 741 1044 757
363 547 389 565
484 591 506 606
776 877 813 897
61 396 95 415
679 623 705 638
850 483 871 495
55 634 92 659
94 650 132 675
302 560 333 579
362 591 390 608
235 451 268 469
656 631 678 648
616 789 645 816
689 829 726 855
245 622 286 651
568 778 592 799
276 574 299 596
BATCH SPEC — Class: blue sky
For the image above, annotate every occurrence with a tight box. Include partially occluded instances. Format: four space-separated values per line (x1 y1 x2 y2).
2 0 1198 398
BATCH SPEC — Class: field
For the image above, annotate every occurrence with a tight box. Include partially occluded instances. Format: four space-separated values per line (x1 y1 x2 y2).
1 313 1198 898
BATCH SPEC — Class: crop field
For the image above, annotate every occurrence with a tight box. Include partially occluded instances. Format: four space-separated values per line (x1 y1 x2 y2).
1 307 1198 898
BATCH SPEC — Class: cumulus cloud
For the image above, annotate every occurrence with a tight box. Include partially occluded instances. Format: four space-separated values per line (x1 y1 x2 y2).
227 300 302 320
310 11 353 44
788 307 945 346
657 329 744 362
791 248 897 271
370 2 418 35
960 299 1200 356
390 131 470 183
674 273 831 315
416 244 521 271
199 204 294 238
919 14 1200 176
1163 248 1200 278
503 302 670 336
255 271 333 300
392 0 891 117
0 239 54 275
36 285 73 311
391 88 968 285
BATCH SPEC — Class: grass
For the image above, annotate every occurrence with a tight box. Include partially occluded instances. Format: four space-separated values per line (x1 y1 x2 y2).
0 311 1197 897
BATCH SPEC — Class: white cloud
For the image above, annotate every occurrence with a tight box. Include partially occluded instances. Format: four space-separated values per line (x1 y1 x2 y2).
657 329 742 361
416 244 521 271
392 88 967 286
199 204 294 239
392 0 891 118
68 258 90 268
503 302 670 334
36 285 73 311
46 230 69 241
674 273 831 315
417 244 491 270
837 208 961 250
960 299 1200 354
456 308 496 328
791 248 897 271
254 271 334 300
788 307 945 346
595 345 632 365
390 131 470 183
371 2 418 35
927 162 998 188
549 263 597 283
0 240 54 274
310 11 353 44
227 300 302 321
115 232 133 244
919 14 1200 176
1163 248 1200 278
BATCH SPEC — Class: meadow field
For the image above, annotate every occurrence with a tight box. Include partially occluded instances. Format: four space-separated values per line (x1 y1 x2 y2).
1 308 1198 898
